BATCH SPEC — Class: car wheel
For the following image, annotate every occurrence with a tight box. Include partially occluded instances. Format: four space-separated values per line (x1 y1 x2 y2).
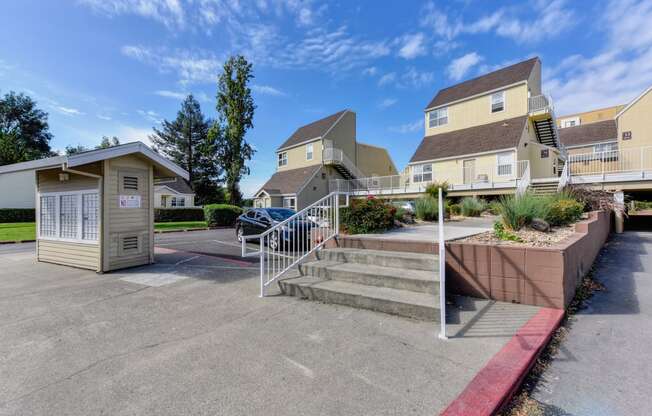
236 225 243 242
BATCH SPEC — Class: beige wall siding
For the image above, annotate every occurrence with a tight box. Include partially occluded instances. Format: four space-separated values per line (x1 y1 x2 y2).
527 60 542 97
557 105 624 128
104 155 152 271
38 163 102 193
297 165 336 209
277 139 322 171
356 143 397 177
409 150 517 186
323 111 356 162
154 191 195 207
37 240 100 271
618 88 652 149
425 83 529 136
527 141 560 179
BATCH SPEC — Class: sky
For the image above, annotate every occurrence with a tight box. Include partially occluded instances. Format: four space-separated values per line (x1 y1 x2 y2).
1 0 652 196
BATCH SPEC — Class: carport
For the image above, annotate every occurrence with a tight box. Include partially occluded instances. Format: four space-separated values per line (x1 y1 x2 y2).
0 142 188 272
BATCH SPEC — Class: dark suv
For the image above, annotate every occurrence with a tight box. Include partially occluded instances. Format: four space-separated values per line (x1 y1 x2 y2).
235 208 314 250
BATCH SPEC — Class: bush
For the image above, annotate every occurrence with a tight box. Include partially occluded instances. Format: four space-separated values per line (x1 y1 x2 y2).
633 201 652 211
0 208 35 223
394 207 415 224
460 197 486 217
415 196 440 221
487 200 501 215
154 208 205 222
493 221 523 242
497 193 550 231
546 199 584 226
203 204 243 227
425 181 449 199
448 203 461 216
340 197 396 234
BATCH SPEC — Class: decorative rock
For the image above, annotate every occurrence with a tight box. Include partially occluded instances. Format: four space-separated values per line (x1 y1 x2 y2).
530 218 551 232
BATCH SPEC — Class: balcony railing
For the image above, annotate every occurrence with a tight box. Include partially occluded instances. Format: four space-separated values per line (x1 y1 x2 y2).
323 146 365 179
330 161 529 196
568 146 652 181
528 94 553 113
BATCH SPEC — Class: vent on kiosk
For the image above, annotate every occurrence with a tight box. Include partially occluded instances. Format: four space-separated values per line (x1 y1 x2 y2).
123 176 139 190
122 235 139 252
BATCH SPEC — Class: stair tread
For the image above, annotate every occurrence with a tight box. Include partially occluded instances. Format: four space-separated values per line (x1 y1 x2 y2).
302 259 439 282
280 276 439 309
322 247 438 260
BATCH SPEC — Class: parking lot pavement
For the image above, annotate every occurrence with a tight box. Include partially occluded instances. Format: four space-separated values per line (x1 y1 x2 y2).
0 229 540 416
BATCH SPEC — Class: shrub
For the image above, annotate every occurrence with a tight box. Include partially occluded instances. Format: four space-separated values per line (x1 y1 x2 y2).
448 203 461 216
487 200 501 216
493 221 523 242
340 197 396 234
633 201 652 211
415 196 440 221
154 208 205 222
425 181 449 199
497 193 550 231
546 199 584 226
460 197 486 217
203 204 243 227
0 208 35 223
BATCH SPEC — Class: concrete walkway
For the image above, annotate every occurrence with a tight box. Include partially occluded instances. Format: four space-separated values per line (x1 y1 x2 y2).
532 232 652 415
356 217 495 241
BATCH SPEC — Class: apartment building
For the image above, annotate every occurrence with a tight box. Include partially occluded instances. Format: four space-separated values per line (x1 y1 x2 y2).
254 110 397 209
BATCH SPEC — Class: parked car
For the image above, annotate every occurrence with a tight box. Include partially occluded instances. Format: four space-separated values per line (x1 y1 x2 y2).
393 201 415 213
235 208 315 250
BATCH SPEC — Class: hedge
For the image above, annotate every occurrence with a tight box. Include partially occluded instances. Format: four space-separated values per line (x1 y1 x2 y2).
154 208 205 223
0 208 36 223
340 197 395 234
204 204 243 227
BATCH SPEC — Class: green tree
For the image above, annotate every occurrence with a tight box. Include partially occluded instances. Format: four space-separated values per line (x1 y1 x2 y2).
0 91 54 165
97 136 120 149
210 55 256 205
150 94 223 204
65 144 88 155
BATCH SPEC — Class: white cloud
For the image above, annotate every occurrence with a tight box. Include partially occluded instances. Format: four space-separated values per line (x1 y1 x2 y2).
545 0 652 115
397 33 426 59
138 109 164 124
378 98 397 109
251 84 286 96
97 114 112 121
155 90 187 100
54 106 84 116
389 119 422 134
378 72 396 86
79 0 185 28
115 125 155 146
401 67 435 87
447 52 483 81
362 66 378 76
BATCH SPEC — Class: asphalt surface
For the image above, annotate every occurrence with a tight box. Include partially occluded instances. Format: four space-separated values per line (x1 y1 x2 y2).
532 232 652 415
0 229 539 415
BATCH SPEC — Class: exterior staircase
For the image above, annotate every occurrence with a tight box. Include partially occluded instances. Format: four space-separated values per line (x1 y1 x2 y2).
278 247 441 321
530 180 560 196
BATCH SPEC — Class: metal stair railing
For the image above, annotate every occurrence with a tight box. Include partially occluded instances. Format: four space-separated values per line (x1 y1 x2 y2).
557 162 570 191
241 192 348 297
323 147 366 179
516 160 531 196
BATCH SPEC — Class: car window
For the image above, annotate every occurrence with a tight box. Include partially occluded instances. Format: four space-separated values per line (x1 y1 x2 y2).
245 210 256 219
267 208 295 221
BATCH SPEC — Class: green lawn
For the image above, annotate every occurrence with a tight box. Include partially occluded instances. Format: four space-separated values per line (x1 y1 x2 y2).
0 221 208 242
154 221 208 231
0 222 36 242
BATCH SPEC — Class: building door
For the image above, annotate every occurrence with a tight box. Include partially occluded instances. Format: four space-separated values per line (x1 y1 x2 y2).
463 159 475 184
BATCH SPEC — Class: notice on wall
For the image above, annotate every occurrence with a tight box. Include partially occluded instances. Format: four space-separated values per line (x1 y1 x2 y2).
119 195 141 209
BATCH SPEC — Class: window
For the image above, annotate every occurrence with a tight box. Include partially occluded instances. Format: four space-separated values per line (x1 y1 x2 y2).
428 107 448 128
37 190 99 243
541 149 549 159
278 152 288 167
497 152 514 176
491 91 505 113
594 142 618 153
564 120 576 127
412 163 433 183
306 143 313 160
283 197 296 210
171 196 185 207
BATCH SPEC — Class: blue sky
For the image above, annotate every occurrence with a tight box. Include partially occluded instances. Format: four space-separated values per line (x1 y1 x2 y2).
1 0 651 196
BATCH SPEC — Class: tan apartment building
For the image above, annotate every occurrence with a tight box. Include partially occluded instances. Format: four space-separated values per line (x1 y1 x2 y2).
557 105 624 129
254 110 397 209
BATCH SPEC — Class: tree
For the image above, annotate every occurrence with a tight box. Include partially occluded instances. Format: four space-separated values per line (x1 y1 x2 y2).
210 55 256 205
65 136 121 155
65 144 88 155
150 95 223 205
0 91 54 165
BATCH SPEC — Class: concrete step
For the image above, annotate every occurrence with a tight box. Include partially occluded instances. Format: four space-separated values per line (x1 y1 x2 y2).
278 276 440 321
299 260 439 295
316 247 438 272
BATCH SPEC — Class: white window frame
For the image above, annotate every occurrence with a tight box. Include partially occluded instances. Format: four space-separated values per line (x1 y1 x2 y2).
496 151 514 176
428 107 448 128
170 196 186 207
36 189 100 244
412 163 433 183
306 143 313 161
283 197 296 210
278 152 288 167
491 91 505 113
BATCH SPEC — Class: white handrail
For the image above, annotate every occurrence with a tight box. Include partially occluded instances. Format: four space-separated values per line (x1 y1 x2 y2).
567 146 652 177
516 161 530 196
437 187 447 340
557 161 570 191
323 147 366 179
241 192 346 297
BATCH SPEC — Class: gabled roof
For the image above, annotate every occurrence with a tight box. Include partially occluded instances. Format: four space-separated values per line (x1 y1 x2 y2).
558 120 618 148
0 141 189 179
257 165 321 195
425 57 539 110
154 176 194 194
616 85 652 119
409 116 528 163
277 110 348 151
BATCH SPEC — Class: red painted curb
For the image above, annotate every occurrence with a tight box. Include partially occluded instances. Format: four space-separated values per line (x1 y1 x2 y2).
440 307 564 416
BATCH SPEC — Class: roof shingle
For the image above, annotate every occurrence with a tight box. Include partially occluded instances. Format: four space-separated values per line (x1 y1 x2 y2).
277 110 347 150
558 120 618 147
425 57 539 109
409 116 528 163
257 165 321 195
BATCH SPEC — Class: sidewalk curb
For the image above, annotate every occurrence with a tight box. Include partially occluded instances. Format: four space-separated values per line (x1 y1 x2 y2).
440 307 564 416
154 226 232 234
0 239 36 245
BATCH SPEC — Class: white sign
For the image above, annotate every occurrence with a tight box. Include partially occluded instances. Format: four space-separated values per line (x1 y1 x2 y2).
119 195 141 209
